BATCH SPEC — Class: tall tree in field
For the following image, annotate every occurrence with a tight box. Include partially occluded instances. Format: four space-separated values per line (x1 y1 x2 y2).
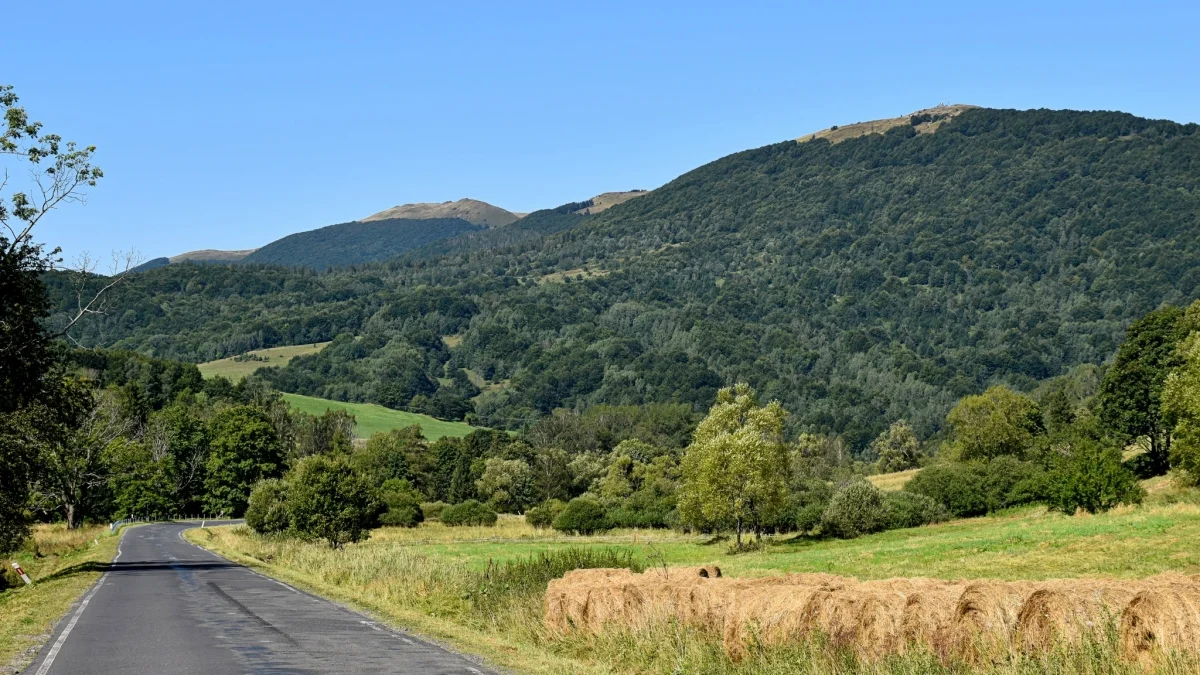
1097 306 1188 476
678 383 789 548
203 406 283 516
945 386 1042 461
871 420 922 473
1161 326 1200 486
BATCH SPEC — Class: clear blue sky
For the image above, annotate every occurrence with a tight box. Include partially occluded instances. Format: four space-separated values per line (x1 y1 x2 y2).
7 0 1199 261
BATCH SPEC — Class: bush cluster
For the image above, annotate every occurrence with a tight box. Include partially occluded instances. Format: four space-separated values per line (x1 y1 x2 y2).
440 499 498 526
552 497 611 535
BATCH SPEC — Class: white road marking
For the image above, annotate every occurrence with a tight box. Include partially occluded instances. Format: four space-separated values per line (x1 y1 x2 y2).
467 667 484 674
34 529 126 675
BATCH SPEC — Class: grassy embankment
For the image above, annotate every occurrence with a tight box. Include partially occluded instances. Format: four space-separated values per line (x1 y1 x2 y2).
197 344 479 440
0 524 122 673
187 476 1200 674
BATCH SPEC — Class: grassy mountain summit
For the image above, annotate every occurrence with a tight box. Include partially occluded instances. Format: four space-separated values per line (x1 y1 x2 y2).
58 106 1200 449
360 198 520 227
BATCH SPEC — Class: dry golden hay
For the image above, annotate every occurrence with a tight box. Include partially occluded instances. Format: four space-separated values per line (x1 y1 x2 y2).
1013 581 1144 654
947 580 1038 662
1120 582 1200 663
721 580 846 660
899 583 968 655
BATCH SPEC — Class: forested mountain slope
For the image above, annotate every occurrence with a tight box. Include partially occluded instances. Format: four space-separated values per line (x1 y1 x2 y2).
241 217 485 268
54 108 1200 450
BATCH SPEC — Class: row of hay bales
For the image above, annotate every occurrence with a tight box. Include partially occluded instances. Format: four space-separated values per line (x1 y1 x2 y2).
544 566 1200 664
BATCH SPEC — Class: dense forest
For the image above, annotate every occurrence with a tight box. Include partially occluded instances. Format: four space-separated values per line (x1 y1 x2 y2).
241 216 485 269
52 107 1200 452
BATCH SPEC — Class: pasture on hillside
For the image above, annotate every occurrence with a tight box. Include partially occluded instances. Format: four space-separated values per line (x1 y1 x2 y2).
281 393 477 440
197 342 330 381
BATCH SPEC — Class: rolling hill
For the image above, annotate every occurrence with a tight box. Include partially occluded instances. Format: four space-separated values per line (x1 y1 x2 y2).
56 106 1200 450
239 217 485 268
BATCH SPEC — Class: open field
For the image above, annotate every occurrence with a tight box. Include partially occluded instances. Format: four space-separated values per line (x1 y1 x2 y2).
188 477 1200 674
1 524 122 673
867 468 919 491
281 393 478 440
197 342 330 381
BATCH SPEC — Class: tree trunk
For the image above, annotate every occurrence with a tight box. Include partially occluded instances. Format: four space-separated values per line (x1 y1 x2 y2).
65 503 78 530
735 516 743 548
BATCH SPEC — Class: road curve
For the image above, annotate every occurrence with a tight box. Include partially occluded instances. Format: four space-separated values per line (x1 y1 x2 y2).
22 522 495 674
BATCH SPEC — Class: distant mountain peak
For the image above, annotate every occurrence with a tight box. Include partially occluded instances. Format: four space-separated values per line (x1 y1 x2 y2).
360 198 519 227
798 103 978 144
568 190 650 215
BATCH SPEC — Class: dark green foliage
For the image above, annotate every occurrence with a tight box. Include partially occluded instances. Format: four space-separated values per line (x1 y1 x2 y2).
980 455 1048 511
286 455 381 548
552 497 611 535
882 491 950 530
605 490 676 529
203 406 284 517
904 463 989 518
1047 438 1145 514
468 548 644 612
1097 306 1189 476
820 478 886 539
245 478 290 535
0 415 36 552
378 478 424 528
130 257 170 273
242 218 484 269
440 499 497 526
525 499 566 529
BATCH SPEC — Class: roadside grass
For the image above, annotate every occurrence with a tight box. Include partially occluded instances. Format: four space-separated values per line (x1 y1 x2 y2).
197 342 330 381
281 393 478 440
188 479 1200 674
0 524 121 674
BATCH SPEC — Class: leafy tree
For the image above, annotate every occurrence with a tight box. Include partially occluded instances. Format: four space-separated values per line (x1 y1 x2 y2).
1046 436 1144 514
1097 306 1188 476
351 426 421 488
871 420 922 472
475 457 535 513
678 384 789 547
104 436 173 519
286 454 380 548
34 382 123 528
531 446 572 503
552 497 610 535
904 463 989 518
820 478 886 539
1158 329 1200 485
525 499 566 529
245 478 290 535
945 386 1042 461
203 406 283 516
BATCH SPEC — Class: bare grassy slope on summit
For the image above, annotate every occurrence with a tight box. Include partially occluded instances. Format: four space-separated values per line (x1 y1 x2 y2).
797 103 977 143
361 198 519 227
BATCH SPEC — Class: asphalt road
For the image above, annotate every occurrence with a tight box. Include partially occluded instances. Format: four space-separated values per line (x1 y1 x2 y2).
22 522 496 675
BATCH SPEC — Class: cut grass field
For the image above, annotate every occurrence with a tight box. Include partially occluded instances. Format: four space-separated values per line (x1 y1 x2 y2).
1 524 122 673
867 467 919 491
188 477 1200 674
281 393 477 440
197 342 330 381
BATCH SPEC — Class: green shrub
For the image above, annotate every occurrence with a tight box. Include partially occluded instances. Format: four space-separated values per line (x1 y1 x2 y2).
605 491 675 529
245 478 290 535
820 479 886 539
525 499 567 529
905 463 988 517
1047 439 1145 514
287 455 381 548
552 497 611 535
981 456 1047 511
420 501 448 521
378 478 424 528
440 499 498 526
882 491 950 530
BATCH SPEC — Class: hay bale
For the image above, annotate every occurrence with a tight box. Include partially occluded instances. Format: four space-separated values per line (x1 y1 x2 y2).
720 576 854 660
1014 582 1141 654
1120 583 1200 663
899 583 967 655
949 581 1038 662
